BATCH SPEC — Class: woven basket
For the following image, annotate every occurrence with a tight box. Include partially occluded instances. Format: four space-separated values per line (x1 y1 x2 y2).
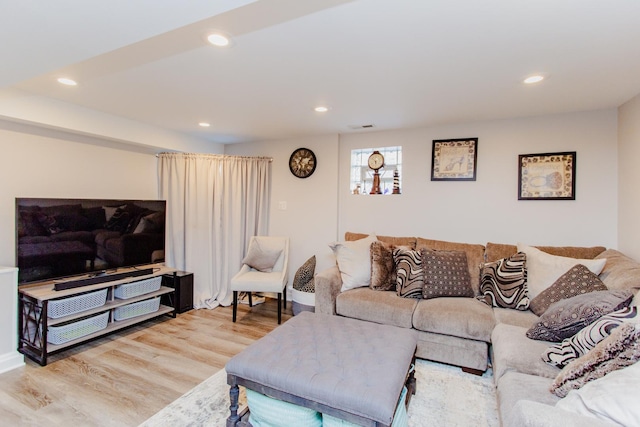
113 297 161 321
48 288 108 319
114 276 161 299
47 311 109 345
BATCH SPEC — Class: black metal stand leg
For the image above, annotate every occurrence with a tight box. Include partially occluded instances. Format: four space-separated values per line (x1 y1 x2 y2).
227 384 240 427
232 291 238 322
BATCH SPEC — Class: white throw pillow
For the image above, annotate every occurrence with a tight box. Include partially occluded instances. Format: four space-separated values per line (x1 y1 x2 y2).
329 234 378 292
556 360 640 425
517 244 607 299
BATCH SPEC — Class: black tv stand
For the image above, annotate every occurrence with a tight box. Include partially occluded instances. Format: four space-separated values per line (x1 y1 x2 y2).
53 268 154 291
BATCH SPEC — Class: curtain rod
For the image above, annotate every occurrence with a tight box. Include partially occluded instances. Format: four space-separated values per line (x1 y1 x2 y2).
156 152 273 162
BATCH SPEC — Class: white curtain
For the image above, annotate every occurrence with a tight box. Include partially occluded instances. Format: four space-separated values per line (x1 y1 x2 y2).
158 153 271 308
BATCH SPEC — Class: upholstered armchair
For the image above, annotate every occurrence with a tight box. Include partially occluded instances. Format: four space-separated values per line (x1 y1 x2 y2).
230 236 289 324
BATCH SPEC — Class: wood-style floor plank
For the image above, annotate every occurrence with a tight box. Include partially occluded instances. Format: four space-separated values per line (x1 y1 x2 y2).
0 297 292 426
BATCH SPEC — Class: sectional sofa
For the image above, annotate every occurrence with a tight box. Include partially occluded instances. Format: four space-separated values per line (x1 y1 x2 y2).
315 232 640 427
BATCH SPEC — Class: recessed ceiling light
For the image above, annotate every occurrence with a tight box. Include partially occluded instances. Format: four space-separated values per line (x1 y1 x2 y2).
57 77 77 86
198 122 211 127
207 33 230 47
314 106 329 113
523 75 545 84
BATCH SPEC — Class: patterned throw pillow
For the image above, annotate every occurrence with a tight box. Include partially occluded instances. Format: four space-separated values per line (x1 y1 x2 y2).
370 241 398 291
477 252 529 310
550 323 640 397
393 248 423 299
529 264 608 316
421 249 474 299
542 306 638 367
293 256 316 293
526 290 634 342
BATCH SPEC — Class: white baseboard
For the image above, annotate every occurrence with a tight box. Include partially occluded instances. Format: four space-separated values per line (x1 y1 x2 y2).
0 351 25 374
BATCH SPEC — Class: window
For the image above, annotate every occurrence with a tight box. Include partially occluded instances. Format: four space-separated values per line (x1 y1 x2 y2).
350 146 402 195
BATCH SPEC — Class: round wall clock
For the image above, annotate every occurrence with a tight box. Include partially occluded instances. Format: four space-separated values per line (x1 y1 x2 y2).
289 148 317 178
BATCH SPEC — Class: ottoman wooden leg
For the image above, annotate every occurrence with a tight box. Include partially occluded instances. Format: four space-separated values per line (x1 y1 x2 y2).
227 384 240 427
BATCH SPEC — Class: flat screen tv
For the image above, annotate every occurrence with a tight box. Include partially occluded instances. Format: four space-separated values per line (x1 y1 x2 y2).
16 198 166 285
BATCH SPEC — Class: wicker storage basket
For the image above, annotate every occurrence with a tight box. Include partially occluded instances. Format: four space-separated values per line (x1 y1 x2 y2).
48 288 108 319
47 311 109 345
114 276 161 299
114 297 161 321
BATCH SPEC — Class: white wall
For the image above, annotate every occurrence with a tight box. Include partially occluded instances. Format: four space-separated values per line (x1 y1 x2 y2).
618 93 640 261
338 110 619 248
232 109 619 281
225 135 340 282
0 119 222 267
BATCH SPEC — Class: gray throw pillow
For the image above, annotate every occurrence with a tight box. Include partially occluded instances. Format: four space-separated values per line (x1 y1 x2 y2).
242 240 283 272
542 306 638 367
526 289 634 342
529 264 608 316
421 249 474 299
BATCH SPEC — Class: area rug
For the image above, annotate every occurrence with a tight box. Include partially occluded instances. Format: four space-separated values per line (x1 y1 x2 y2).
140 359 499 427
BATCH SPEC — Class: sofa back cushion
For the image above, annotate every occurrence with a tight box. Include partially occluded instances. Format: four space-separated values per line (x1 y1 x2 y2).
485 242 606 263
596 249 640 291
345 232 416 249
416 237 485 295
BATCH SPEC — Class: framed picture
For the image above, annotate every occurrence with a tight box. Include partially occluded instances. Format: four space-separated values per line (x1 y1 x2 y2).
518 151 576 200
431 138 478 181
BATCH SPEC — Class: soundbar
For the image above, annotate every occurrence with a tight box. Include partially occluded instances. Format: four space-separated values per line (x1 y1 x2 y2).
54 268 154 291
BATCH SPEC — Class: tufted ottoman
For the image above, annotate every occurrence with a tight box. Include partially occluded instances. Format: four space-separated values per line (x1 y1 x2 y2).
226 312 418 427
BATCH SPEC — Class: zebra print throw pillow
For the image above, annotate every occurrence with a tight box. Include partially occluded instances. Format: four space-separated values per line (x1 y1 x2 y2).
393 248 424 299
477 252 530 310
542 306 639 367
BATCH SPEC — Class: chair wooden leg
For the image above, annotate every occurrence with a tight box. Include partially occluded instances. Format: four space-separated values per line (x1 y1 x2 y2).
277 292 282 324
233 291 238 322
283 287 287 309
248 292 253 307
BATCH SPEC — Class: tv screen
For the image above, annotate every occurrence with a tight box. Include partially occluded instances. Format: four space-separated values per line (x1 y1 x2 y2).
16 198 166 285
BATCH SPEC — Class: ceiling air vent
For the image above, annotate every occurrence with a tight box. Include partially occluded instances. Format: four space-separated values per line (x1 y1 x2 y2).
347 124 375 130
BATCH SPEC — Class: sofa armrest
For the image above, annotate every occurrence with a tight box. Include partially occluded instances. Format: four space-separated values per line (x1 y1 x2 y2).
507 400 616 427
315 265 342 315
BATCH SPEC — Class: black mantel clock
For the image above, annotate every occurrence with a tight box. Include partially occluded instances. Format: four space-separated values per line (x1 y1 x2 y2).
289 148 317 178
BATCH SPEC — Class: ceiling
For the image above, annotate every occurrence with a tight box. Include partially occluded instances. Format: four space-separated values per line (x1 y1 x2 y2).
3 0 640 145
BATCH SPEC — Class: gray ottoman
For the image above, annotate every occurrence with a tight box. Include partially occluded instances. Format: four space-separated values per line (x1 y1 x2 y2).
226 312 418 427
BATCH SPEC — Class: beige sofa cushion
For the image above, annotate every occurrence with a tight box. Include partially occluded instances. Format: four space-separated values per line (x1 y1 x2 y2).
596 249 640 291
336 287 417 329
491 323 560 381
496 372 561 427
493 307 539 328
412 297 495 342
485 242 606 263
416 237 485 295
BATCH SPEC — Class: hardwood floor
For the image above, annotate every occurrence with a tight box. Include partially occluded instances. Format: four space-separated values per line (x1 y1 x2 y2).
0 298 292 426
